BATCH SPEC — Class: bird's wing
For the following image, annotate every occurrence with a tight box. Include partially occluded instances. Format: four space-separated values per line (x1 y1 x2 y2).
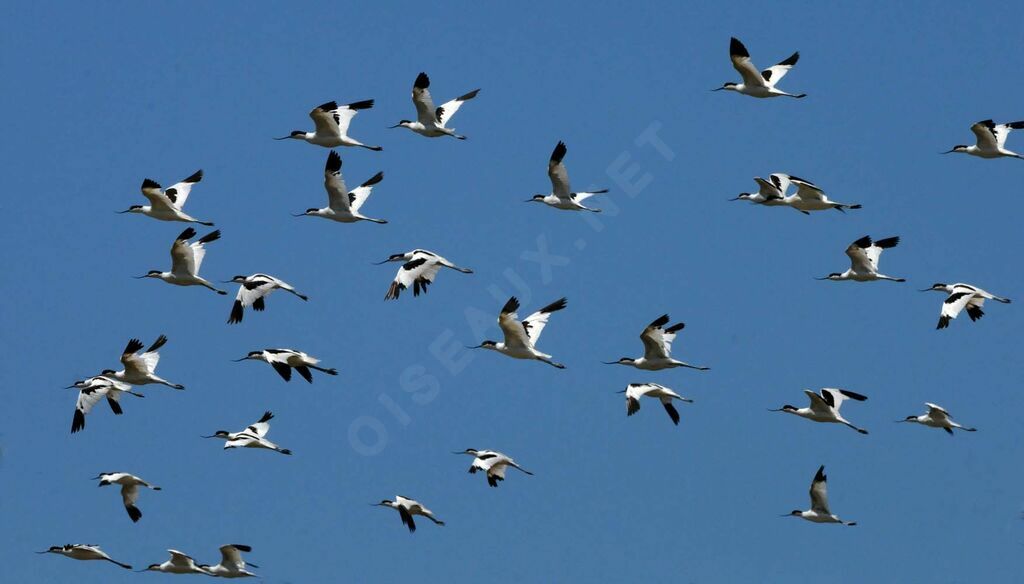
236 278 275 308
184 231 219 274
754 177 783 199
768 173 793 195
820 388 867 412
660 397 681 425
809 466 830 514
246 411 274 438
971 120 999 150
436 89 479 127
140 179 177 213
309 101 343 138
164 170 203 209
994 121 1024 148
76 385 108 416
412 73 437 125
790 176 826 202
845 236 875 273
548 141 571 198
941 291 975 323
170 235 196 276
121 483 139 507
804 389 833 415
394 257 442 292
760 52 799 87
332 100 371 136
522 297 567 346
729 38 766 87
323 150 351 212
865 236 898 269
640 315 682 360
487 463 509 480
348 172 384 213
925 402 951 421
218 545 246 570
168 550 194 566
497 297 531 350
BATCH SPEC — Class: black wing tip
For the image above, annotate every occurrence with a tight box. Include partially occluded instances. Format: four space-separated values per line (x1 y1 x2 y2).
177 227 197 241
197 230 221 244
840 389 869 402
126 505 142 522
258 410 274 423
315 100 338 111
779 51 800 66
551 141 567 162
124 337 145 354
814 465 827 481
227 300 244 324
347 99 374 110
362 171 384 187
649 314 670 328
232 544 253 553
966 305 985 321
541 297 568 313
385 280 403 301
729 37 749 58
1007 121 1024 129
852 235 872 248
183 169 203 183
414 72 430 88
501 296 521 313
71 410 86 433
147 334 168 352
457 88 481 102
936 315 951 329
141 178 161 189
874 236 900 249
665 322 685 334
326 150 342 172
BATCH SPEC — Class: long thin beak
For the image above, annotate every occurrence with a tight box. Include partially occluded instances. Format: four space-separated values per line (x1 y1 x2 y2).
388 124 401 129
918 288 934 292
813 276 831 281
291 212 307 217
941 149 955 154
615 390 626 394
601 361 619 365
464 344 482 349
220 280 236 284
372 259 391 265
767 408 785 412
524 199 536 203
133 274 150 279
452 451 466 454
201 435 219 439
231 357 250 362
35 551 51 554
116 209 132 214
711 87 725 92
728 196 742 201
246 562 260 569
65 384 77 389
273 136 292 140
778 514 793 517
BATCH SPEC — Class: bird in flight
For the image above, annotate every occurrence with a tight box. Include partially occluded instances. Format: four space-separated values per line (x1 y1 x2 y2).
138 550 212 575
376 249 473 300
469 296 568 369
526 141 608 212
921 282 1011 329
770 388 869 434
137 227 227 294
390 72 480 139
454 448 534 487
98 335 185 390
618 382 694 426
226 273 308 324
119 169 213 225
715 37 806 98
898 403 977 435
93 472 161 523
234 348 338 383
37 544 132 570
817 235 904 282
604 314 710 371
66 376 143 433
373 495 445 533
203 411 292 455
944 119 1024 159
293 150 386 224
784 465 856 526
275 100 381 150
199 544 260 578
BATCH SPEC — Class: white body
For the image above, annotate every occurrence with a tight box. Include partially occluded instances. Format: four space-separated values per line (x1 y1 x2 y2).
122 170 212 225
142 227 226 294
206 411 292 455
276 100 381 150
900 403 976 434
475 296 567 368
820 235 904 282
773 388 869 434
95 472 161 523
37 544 132 569
143 550 212 575
926 282 1011 329
227 273 308 324
717 37 805 99
238 348 337 383
606 314 709 371
298 150 386 223
789 466 856 526
458 449 534 487
376 495 445 532
528 141 607 212
200 544 258 578
393 72 479 139
101 335 184 390
948 119 1024 159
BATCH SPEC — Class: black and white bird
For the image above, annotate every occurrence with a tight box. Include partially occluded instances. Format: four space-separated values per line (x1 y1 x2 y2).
203 411 292 455
373 495 445 533
526 141 607 212
898 403 977 435
454 448 534 487
226 274 308 324
119 170 213 225
770 388 869 434
293 150 386 224
921 282 1011 330
945 119 1024 159
275 100 381 150
376 249 473 300
817 235 904 282
37 544 132 570
729 175 791 207
139 550 212 574
67 376 143 433
390 72 480 139
469 296 568 368
99 335 185 390
234 348 338 383
93 472 161 523
778 174 861 214
715 37 806 99
618 383 694 426
785 465 856 526
199 544 259 579
137 227 227 294
604 314 710 371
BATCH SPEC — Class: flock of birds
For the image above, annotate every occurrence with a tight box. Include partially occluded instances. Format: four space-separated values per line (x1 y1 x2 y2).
45 38 1018 576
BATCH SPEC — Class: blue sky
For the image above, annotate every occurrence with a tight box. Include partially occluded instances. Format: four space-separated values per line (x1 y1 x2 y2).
3 1 1023 582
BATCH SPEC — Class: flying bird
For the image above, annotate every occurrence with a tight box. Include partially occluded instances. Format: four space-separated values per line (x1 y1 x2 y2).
391 72 479 139
37 544 132 570
729 175 791 208
275 100 381 150
137 227 227 294
119 170 213 225
817 235 904 282
376 249 473 300
234 348 337 383
67 376 143 433
93 472 161 523
373 495 445 533
604 314 710 371
945 119 1024 159
469 296 568 368
526 141 608 212
98 335 185 390
203 411 292 455
199 544 259 578
618 382 694 425
898 403 976 435
784 465 856 526
715 37 806 98
454 449 534 487
921 282 1011 329
293 150 386 224
770 388 869 434
226 274 308 324
139 550 212 574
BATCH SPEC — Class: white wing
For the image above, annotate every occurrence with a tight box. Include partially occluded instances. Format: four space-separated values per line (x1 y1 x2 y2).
394 258 442 291
323 150 351 212
819 388 867 413
76 385 109 416
140 180 177 213
521 298 567 346
548 142 571 198
760 52 800 88
246 411 274 438
170 238 197 277
309 102 343 139
925 402 951 421
640 315 682 360
754 177 783 199
845 236 876 274
809 467 831 514
729 38 765 88
121 483 139 507
971 120 1000 151
437 89 479 127
768 173 793 195
497 300 531 350
164 170 202 209
804 390 833 416
168 550 195 567
218 545 247 570
235 277 276 308
790 176 826 202
412 73 438 125
940 290 975 322
348 172 383 213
